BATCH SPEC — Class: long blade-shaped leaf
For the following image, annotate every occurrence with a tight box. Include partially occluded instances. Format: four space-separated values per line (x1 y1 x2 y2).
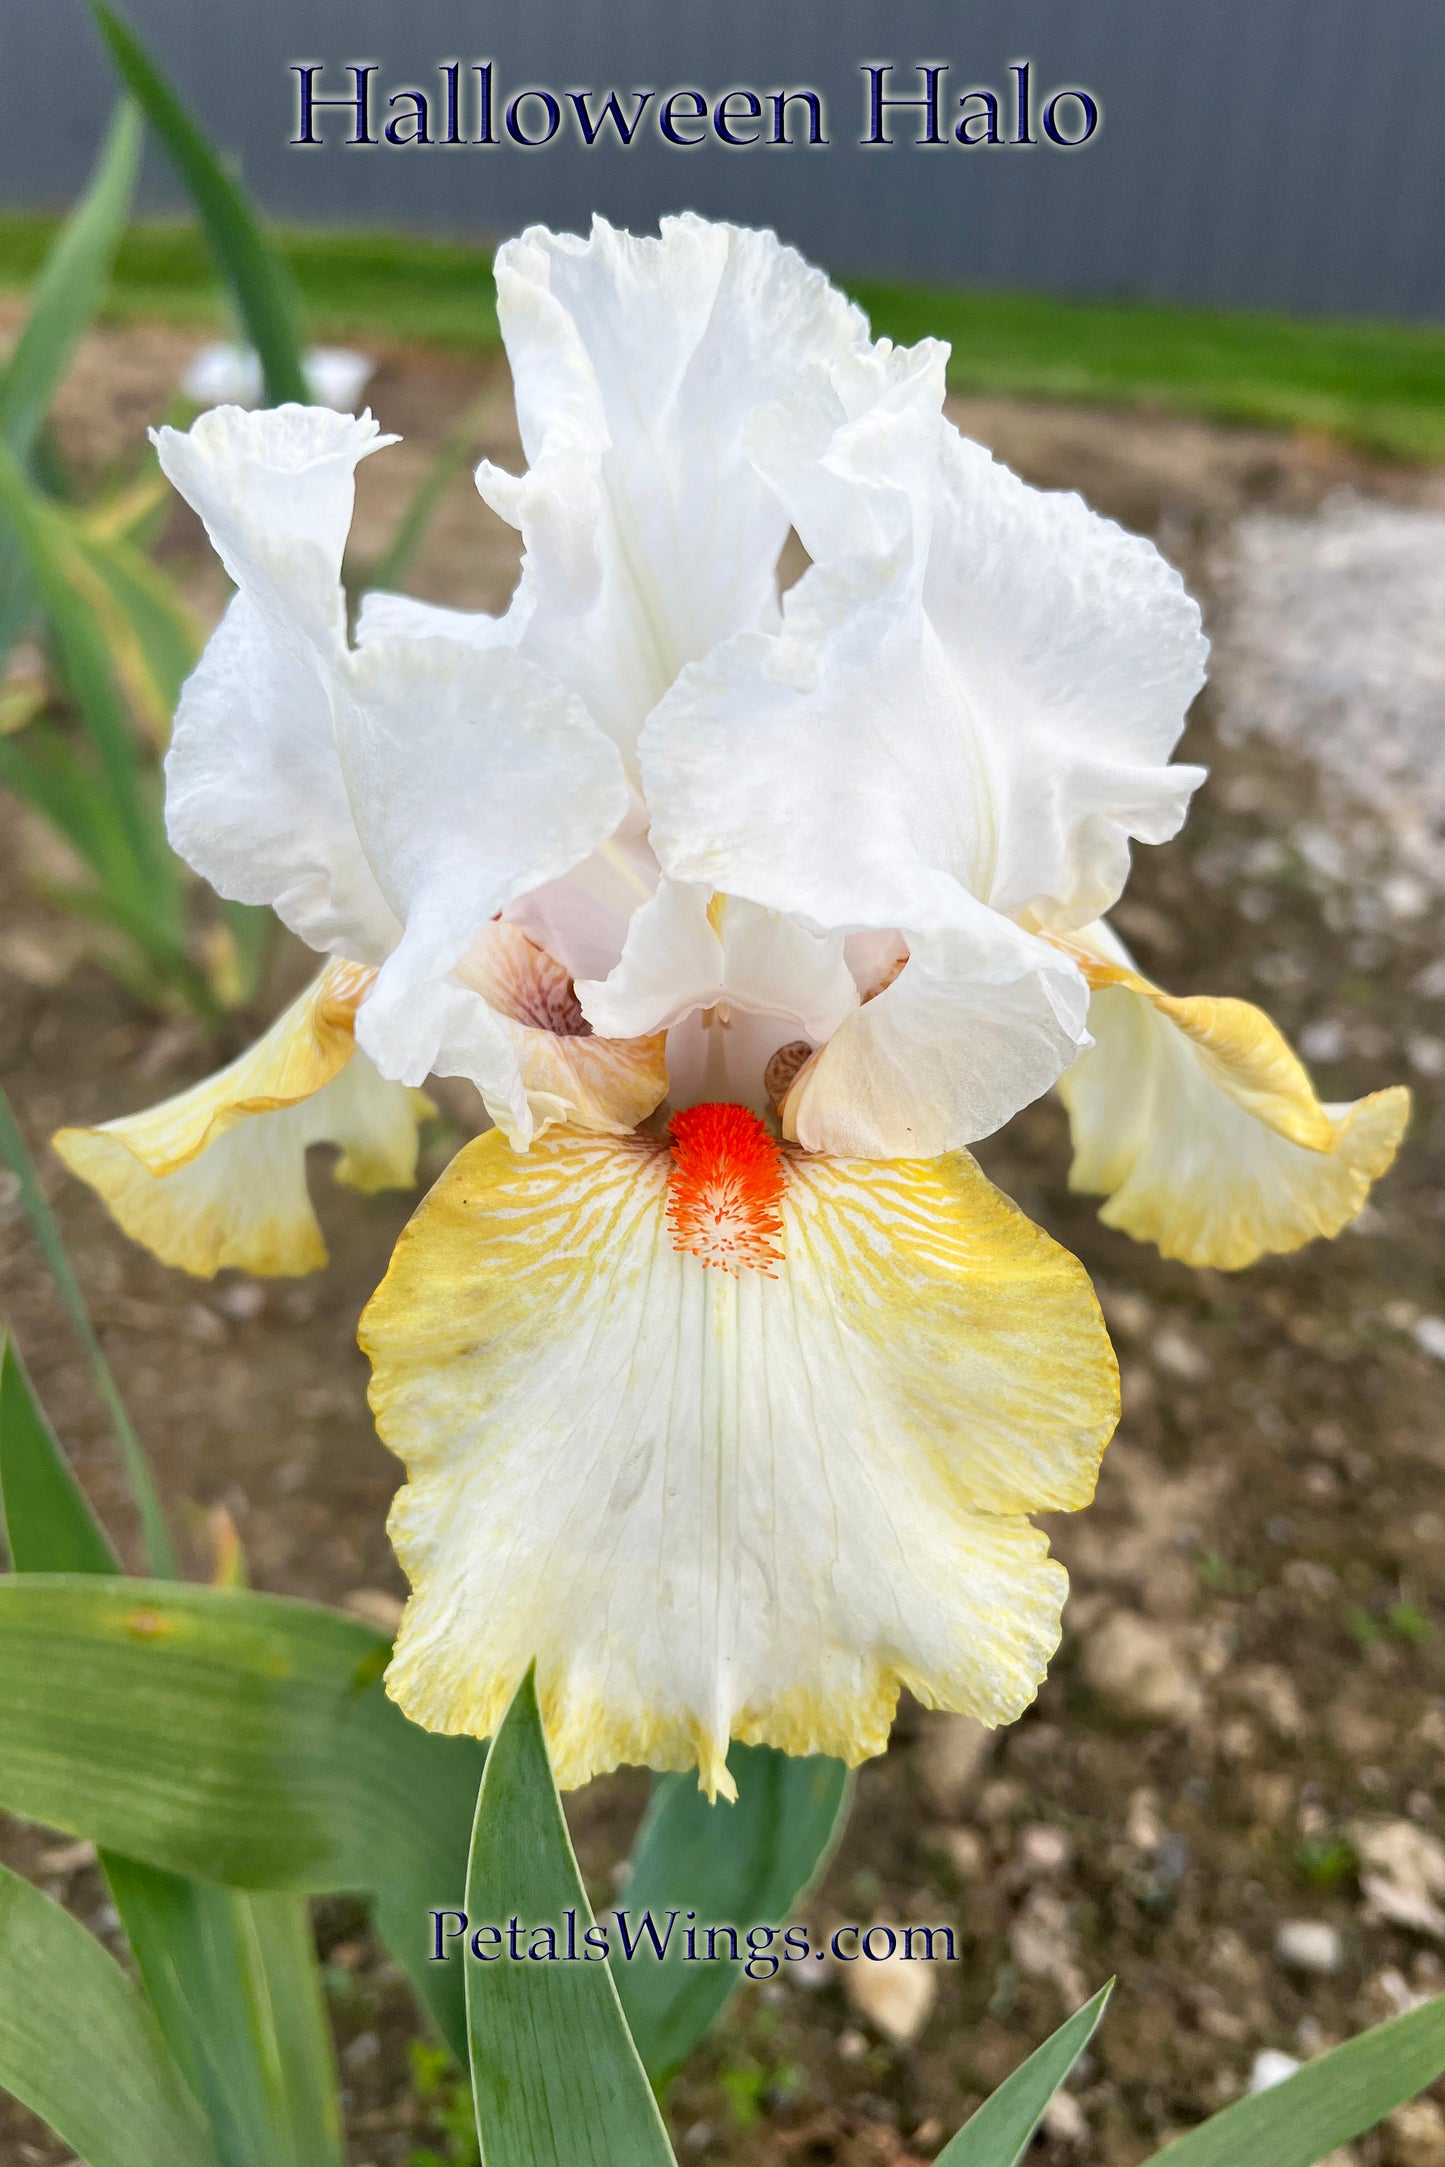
71 520 202 745
937 1983 1112 2166
0 1857 214 2167
0 101 142 460
466 1670 677 2167
92 5 308 405
103 1860 345 2167
1145 1992 1445 2166
0 1345 344 2166
0 1574 482 2058
0 721 145 902
0 1333 117 1573
615 1744 850 2083
0 434 170 898
0 1082 175 1574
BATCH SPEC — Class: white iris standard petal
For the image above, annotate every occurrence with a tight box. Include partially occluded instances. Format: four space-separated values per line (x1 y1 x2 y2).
156 407 400 961
334 630 628 1114
742 339 1211 930
152 402 633 1143
640 332 1208 1153
578 881 857 1042
643 546 1091 1154
164 591 399 962
474 213 870 770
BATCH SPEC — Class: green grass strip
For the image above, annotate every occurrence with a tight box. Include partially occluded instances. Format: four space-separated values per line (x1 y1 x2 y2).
1 211 1444 455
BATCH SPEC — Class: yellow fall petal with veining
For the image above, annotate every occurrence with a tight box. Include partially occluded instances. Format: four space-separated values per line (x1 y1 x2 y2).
1055 925 1410 1270
361 1115 1118 1799
52 961 431 1278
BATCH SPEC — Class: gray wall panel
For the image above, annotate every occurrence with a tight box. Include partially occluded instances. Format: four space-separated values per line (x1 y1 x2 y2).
1 0 1442 320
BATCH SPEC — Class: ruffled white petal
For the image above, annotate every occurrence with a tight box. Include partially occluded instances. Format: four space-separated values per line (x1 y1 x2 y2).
643 549 1090 1152
157 407 400 960
781 922 1089 1158
338 631 627 1102
644 341 1204 1124
476 214 868 768
52 963 429 1277
739 341 1210 929
362 1127 1117 1797
922 430 1209 925
1056 921 1412 1269
164 592 398 961
154 404 392 638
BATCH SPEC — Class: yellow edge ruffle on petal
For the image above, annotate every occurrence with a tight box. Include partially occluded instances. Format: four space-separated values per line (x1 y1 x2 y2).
361 1128 1116 1795
51 960 429 1277
1054 930 1411 1269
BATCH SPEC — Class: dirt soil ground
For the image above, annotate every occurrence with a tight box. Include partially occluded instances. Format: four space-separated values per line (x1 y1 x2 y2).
2 311 1445 2167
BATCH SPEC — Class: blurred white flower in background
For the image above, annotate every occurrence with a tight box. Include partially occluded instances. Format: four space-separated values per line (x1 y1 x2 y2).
182 341 374 412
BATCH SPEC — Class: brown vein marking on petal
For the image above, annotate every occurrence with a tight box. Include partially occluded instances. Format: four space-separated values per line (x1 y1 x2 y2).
765 1039 815 1115
459 920 590 1036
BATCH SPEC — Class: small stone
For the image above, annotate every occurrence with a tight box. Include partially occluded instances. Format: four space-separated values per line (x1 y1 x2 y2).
1152 1325 1211 1382
976 1778 1026 1822
1083 1612 1203 1726
1040 2090 1088 2144
36 1840 97 1876
1384 875 1431 921
1249 2048 1301 2093
1386 2098 1445 2167
1275 1920 1344 1976
931 1826 986 1879
214 1279 267 1322
1353 1820 1445 1941
1099 1288 1152 1340
1300 1019 1348 1062
1125 1788 1163 1853
915 1712 993 1815
845 1941 938 2047
343 1589 405 1633
1412 1317 1445 1364
1233 1663 1305 1741
340 2030 378 2072
1364 1969 1427 2022
1330 1703 1392 1761
1010 1889 1087 2007
1018 1824 1074 1877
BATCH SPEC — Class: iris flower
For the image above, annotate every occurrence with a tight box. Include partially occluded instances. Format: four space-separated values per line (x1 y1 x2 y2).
55 216 1409 1797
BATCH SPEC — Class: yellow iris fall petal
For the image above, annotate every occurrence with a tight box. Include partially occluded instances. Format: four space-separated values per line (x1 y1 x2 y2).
361 1125 1118 1799
1056 932 1410 1271
52 962 431 1278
